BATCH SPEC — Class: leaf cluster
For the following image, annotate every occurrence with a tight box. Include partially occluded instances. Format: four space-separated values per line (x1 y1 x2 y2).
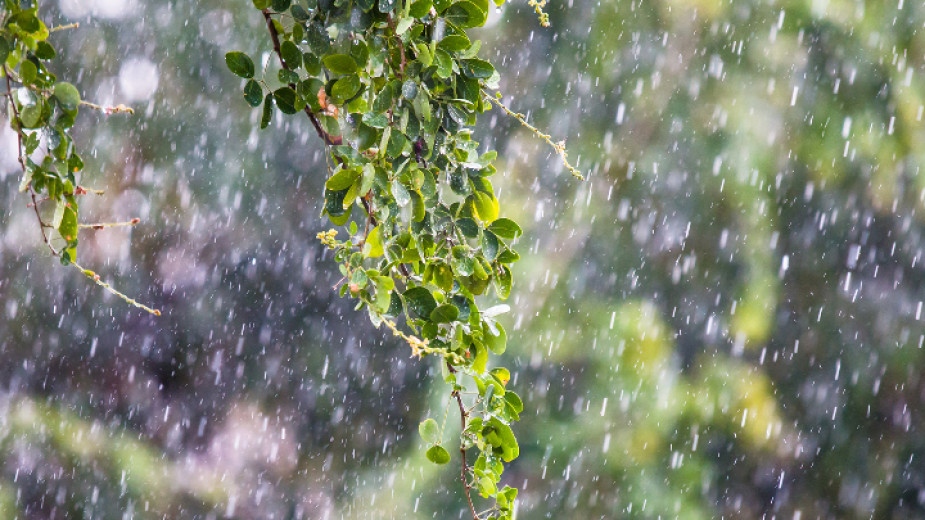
2 3 157 314
2 2 83 262
228 0 528 517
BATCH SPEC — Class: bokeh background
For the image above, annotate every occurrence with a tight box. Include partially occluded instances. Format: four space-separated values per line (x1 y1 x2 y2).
2 0 925 518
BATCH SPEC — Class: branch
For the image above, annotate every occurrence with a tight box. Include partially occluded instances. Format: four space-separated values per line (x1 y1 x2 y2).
48 22 80 33
73 263 161 316
449 364 479 520
261 9 342 146
483 91 585 180
4 66 160 316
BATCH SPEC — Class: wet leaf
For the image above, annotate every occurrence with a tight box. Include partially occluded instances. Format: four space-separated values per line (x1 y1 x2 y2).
363 226 384 258
488 218 522 240
225 51 255 78
323 54 358 75
419 418 441 444
243 79 263 107
425 445 451 465
403 286 437 319
430 304 459 323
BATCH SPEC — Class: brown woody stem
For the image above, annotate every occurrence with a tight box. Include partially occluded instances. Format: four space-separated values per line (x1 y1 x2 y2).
448 364 479 520
262 9 342 146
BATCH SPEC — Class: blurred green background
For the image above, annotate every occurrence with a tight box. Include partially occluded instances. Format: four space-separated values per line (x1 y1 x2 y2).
2 0 925 518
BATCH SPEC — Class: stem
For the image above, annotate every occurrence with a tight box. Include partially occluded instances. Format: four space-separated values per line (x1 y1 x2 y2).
449 364 479 520
262 9 342 146
49 22 80 33
4 66 57 256
4 67 160 316
73 263 161 316
80 100 134 114
483 91 585 180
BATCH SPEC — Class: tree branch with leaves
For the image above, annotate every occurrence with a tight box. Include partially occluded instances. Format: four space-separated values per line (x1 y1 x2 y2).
227 0 578 517
1 3 159 315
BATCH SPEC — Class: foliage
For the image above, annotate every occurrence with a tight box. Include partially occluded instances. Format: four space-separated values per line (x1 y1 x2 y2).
6 0 925 519
223 0 575 517
0 1 158 315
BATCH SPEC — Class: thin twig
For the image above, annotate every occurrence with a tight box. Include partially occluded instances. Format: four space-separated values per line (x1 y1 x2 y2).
386 15 407 79
80 100 134 114
262 9 342 146
483 91 585 180
4 67 160 316
73 263 161 316
449 364 479 520
49 22 80 33
79 218 140 230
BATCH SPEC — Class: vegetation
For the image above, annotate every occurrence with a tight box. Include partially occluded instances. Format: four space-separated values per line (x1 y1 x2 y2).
2 1 925 519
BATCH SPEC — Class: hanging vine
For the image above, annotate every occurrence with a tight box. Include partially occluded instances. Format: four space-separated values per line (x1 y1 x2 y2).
227 0 579 518
1 2 159 315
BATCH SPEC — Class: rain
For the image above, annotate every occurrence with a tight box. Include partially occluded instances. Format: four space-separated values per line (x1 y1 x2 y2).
1 0 925 518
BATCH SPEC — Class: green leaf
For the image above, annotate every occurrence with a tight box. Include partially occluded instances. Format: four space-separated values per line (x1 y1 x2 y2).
395 16 415 35
19 102 43 128
225 51 255 78
460 58 495 79
456 217 479 238
52 199 67 228
477 476 497 497
419 418 441 444
488 218 522 240
473 343 488 373
497 249 519 264
349 40 370 68
325 168 361 191
497 486 518 509
0 36 10 66
409 0 433 18
260 93 273 128
378 0 398 13
280 40 302 69
484 322 506 355
331 74 362 103
362 112 389 129
438 34 471 52
434 49 453 79
10 10 40 33
481 229 499 261
472 191 499 223
425 445 451 465
35 41 56 60
403 286 437 319
290 4 311 20
504 391 523 413
323 54 359 75
430 304 459 323
19 60 37 85
274 87 300 114
444 1 487 28
410 190 426 222
58 195 79 261
389 179 409 207
401 80 419 100
494 265 512 299
490 367 511 386
433 262 454 292
243 79 263 107
252 0 271 7
306 23 331 54
364 226 385 258
272 0 292 10
52 82 80 112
